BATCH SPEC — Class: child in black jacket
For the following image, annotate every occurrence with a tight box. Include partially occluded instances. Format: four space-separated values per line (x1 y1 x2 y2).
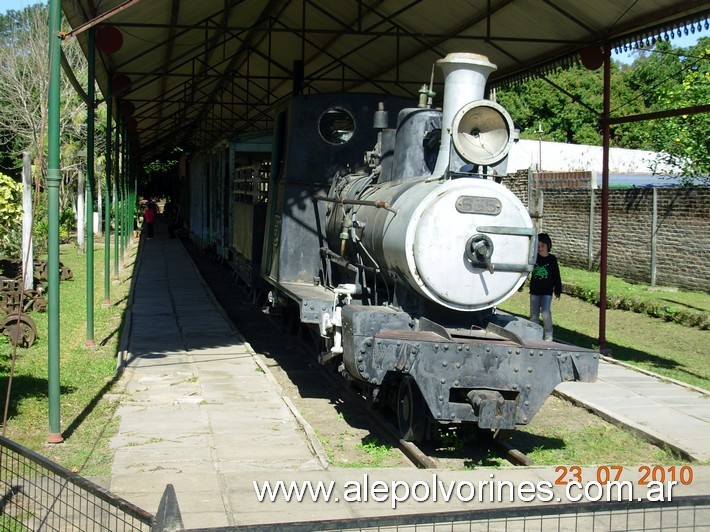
529 233 561 341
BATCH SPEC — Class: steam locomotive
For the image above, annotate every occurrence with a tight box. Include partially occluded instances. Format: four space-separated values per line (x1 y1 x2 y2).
195 53 599 441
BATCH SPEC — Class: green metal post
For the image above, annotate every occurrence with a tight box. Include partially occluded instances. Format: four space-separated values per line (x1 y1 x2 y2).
46 0 63 444
125 162 129 251
127 159 132 248
113 111 120 279
85 27 95 346
122 130 128 259
122 125 129 256
103 92 112 303
134 177 138 236
119 144 124 263
129 150 134 240
120 126 126 258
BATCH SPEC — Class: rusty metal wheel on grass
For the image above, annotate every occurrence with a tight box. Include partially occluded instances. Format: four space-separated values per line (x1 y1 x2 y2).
1 312 38 348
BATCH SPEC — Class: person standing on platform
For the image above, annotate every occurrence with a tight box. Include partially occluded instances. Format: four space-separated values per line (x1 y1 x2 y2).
143 198 156 239
163 198 174 228
529 232 561 341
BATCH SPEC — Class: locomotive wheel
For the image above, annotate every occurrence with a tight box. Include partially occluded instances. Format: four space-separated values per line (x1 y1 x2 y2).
397 375 426 442
2 312 38 348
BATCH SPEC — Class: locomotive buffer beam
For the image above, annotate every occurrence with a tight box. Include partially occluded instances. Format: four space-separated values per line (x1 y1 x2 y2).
341 305 599 432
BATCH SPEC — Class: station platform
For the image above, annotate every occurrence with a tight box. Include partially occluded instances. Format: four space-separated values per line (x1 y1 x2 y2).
557 359 710 462
107 222 710 529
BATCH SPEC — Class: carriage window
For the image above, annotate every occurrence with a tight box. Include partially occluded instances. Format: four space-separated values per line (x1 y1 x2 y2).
318 107 355 145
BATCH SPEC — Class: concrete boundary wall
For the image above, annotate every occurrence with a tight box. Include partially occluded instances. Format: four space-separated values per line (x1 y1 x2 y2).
504 172 710 293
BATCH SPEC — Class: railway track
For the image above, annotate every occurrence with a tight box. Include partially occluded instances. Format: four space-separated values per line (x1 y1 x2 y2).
188 244 533 470
291 332 533 469
293 327 535 469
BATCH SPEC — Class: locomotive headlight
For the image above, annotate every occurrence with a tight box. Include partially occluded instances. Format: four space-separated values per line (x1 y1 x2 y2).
451 100 515 167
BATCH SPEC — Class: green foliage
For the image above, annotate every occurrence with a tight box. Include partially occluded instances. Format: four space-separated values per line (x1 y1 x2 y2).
0 2 103 216
356 438 394 459
498 38 710 183
619 39 710 182
141 147 184 198
30 196 75 253
0 172 22 258
499 64 605 145
649 39 710 182
0 333 9 359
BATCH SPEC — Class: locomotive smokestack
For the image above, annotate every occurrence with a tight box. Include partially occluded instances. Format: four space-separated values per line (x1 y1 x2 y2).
432 53 497 177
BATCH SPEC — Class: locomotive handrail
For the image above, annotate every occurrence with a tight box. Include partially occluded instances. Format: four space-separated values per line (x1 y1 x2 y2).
476 226 536 236
475 226 537 270
320 247 379 274
467 262 533 273
313 195 395 213
487 263 534 273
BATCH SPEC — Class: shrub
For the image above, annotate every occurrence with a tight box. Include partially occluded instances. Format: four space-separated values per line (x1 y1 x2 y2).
0 334 10 360
0 173 23 259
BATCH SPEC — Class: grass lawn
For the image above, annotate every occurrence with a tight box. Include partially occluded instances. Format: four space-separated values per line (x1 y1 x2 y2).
0 240 135 476
560 266 710 328
562 266 710 314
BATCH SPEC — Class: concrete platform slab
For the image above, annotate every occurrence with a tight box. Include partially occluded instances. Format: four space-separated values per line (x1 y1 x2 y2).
109 233 322 526
556 359 710 461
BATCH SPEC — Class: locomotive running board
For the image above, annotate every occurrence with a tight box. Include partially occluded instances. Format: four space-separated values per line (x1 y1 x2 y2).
278 281 334 324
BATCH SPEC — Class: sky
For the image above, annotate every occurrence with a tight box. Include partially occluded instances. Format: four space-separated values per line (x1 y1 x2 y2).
0 0 706 62
0 0 38 14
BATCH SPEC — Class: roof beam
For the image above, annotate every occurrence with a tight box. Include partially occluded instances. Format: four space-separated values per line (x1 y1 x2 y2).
179 0 291 144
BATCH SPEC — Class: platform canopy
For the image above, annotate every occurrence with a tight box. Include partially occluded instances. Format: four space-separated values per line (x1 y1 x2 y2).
61 0 709 161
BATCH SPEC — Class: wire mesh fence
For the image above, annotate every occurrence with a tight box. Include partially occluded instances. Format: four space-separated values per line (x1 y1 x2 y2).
0 435 154 531
3 434 709 531
198 495 710 531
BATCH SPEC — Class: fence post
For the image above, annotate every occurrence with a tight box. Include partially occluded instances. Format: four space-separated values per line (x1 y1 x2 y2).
77 167 85 252
152 484 184 532
651 187 657 286
588 174 596 270
22 151 34 291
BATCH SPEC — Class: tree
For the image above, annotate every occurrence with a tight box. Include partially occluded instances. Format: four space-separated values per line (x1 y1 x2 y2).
633 38 710 183
0 3 91 201
497 62 639 147
142 147 184 199
497 39 710 183
0 3 111 242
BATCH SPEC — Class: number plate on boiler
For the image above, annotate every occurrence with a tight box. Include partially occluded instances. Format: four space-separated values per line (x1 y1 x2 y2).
455 196 502 215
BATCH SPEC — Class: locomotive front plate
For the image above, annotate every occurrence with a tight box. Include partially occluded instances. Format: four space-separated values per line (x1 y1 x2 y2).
455 195 502 215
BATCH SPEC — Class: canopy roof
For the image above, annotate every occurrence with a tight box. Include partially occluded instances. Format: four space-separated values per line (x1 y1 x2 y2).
61 0 710 160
